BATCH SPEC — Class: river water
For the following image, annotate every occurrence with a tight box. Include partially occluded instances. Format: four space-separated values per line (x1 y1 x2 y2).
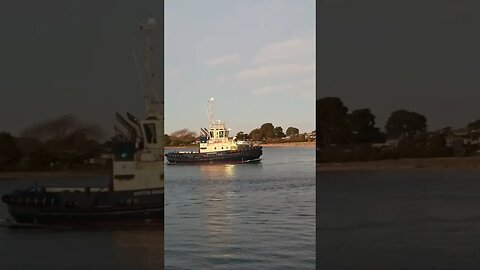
318 169 480 269
164 146 316 270
0 146 315 269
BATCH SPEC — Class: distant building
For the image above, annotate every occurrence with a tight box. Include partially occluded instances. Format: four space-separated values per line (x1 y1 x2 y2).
372 139 399 149
444 128 480 146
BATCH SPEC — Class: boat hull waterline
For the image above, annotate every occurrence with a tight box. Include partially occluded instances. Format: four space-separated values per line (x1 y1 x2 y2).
1 188 163 225
165 146 262 164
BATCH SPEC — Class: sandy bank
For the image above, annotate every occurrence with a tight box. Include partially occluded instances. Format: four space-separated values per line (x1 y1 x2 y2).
317 157 480 171
260 142 315 147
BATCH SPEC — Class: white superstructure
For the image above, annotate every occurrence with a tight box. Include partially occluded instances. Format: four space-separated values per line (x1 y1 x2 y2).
112 18 164 192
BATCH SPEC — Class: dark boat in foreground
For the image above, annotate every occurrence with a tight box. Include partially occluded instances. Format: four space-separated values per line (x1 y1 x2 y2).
165 98 262 164
1 18 164 227
165 147 262 164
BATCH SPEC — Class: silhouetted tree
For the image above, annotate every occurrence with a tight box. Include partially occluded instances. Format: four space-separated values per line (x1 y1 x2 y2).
316 97 351 148
349 108 375 131
385 110 427 139
348 108 386 143
426 133 451 157
467 120 480 130
0 132 22 170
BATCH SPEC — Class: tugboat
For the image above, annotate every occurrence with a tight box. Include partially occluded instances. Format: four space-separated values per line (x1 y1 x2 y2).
1 18 164 226
165 98 262 164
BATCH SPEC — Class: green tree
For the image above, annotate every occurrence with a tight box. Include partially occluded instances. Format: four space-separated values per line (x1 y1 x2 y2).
249 128 263 141
286 127 299 137
236 131 248 140
260 123 275 139
385 110 427 139
274 126 285 138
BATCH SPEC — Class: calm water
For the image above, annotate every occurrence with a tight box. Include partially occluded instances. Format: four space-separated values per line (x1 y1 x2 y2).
318 170 480 269
165 146 316 270
0 176 163 270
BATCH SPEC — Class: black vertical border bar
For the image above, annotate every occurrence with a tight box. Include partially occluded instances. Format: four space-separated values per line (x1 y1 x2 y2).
315 1 320 269
159 0 165 266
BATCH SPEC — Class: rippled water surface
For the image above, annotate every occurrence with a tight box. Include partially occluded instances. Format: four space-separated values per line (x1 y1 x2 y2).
0 176 163 270
164 146 316 269
318 170 480 269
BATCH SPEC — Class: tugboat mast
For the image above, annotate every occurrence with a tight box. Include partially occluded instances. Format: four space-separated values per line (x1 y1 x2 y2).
140 18 162 119
208 97 215 125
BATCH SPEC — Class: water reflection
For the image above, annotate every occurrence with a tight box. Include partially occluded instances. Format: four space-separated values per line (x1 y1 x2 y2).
198 164 237 179
166 147 316 269
198 165 237 251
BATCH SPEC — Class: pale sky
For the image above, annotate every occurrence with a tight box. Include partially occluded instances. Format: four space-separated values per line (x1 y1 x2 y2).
165 0 315 135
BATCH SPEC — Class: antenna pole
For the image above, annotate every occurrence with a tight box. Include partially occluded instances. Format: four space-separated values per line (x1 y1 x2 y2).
132 48 145 95
208 97 215 125
139 18 161 117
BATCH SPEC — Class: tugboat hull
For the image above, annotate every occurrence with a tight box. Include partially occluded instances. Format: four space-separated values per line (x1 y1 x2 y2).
165 146 262 164
1 188 163 226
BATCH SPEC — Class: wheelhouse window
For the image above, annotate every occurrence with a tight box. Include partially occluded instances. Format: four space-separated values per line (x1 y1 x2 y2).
113 142 135 161
210 131 214 138
143 123 157 143
219 131 224 137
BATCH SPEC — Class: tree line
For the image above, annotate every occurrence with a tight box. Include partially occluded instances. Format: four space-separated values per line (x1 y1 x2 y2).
165 124 312 146
317 97 480 162
0 113 313 171
0 115 107 171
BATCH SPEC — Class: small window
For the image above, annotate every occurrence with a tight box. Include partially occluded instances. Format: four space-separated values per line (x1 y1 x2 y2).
219 131 224 137
143 123 157 144
113 142 135 161
210 131 214 138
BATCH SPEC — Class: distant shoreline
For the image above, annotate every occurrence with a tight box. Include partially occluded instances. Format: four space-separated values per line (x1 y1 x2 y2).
261 141 315 147
165 141 315 149
317 157 480 171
